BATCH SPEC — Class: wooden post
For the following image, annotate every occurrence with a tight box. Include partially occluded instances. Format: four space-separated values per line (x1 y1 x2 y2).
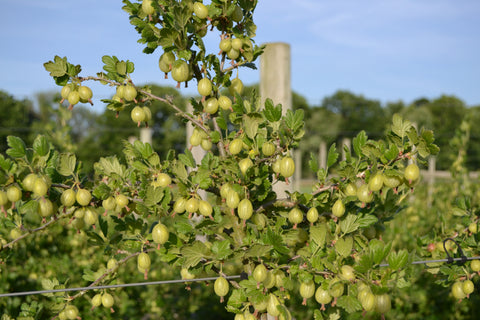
260 42 292 198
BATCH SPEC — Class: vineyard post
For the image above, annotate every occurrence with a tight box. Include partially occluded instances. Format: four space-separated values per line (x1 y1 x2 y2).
260 42 293 197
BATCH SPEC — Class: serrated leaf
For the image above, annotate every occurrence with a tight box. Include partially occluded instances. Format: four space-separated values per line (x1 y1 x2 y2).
57 153 76 176
335 236 353 257
6 136 26 158
384 144 399 161
284 109 304 132
340 214 359 234
309 152 319 172
310 224 327 249
178 149 196 168
243 115 260 139
98 214 108 238
211 240 233 260
96 156 124 177
327 143 338 168
181 241 212 269
33 135 49 156
336 295 362 313
43 56 67 77
92 183 111 200
263 99 282 122
244 244 273 258
391 113 412 138
116 61 127 75
144 185 165 206
352 131 367 157
357 215 378 228
19 200 39 215
388 249 409 270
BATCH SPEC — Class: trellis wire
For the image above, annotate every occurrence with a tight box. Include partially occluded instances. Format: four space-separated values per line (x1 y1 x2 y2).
1 255 479 298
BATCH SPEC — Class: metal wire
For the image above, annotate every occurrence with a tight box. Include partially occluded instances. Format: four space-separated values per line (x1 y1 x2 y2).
1 255 479 298
0 275 242 298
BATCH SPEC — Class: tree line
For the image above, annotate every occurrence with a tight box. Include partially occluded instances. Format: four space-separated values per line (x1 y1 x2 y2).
1 86 478 174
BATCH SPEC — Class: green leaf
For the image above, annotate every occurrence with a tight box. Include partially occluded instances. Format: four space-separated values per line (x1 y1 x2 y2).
211 240 233 260
227 288 246 309
43 56 67 77
388 249 409 270
263 99 282 122
56 153 76 176
98 214 108 238
391 113 412 138
327 143 338 168
181 241 212 269
335 236 353 257
310 224 327 249
284 109 304 132
33 135 49 156
134 140 154 159
178 149 196 168
144 186 165 206
384 144 399 161
6 136 26 158
336 295 362 313
355 255 373 273
357 215 378 228
92 183 111 200
116 60 127 75
369 239 392 265
243 115 261 139
95 156 125 177
309 152 319 172
244 244 273 258
339 214 359 234
19 200 38 215
352 131 367 157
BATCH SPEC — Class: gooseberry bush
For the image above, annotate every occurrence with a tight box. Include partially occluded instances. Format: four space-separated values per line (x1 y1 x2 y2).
2 0 479 319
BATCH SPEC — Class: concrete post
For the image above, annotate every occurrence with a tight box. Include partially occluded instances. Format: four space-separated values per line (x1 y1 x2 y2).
140 128 152 145
260 42 292 198
319 140 327 169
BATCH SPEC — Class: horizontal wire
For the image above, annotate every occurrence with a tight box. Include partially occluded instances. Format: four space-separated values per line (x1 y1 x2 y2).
1 256 479 298
0 275 242 298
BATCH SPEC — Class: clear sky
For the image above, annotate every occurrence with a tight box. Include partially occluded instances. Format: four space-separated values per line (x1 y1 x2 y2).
1 0 479 112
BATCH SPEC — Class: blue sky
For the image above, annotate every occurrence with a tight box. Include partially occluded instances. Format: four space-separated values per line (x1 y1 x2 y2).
1 0 479 112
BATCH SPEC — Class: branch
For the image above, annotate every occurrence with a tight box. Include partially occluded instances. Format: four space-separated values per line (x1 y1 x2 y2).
79 76 210 134
212 117 226 157
2 209 75 250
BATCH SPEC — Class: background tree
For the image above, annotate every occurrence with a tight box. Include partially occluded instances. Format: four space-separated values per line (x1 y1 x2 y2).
0 91 38 152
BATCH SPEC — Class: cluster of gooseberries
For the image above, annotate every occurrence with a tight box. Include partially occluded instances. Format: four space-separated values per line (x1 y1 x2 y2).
60 83 93 110
91 292 115 312
171 194 213 220
298 267 391 317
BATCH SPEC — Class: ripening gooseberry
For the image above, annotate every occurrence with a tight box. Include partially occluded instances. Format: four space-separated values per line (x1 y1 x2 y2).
228 78 244 96
404 163 420 183
123 85 137 102
288 207 303 227
375 294 392 314
261 141 276 157
6 185 21 203
101 292 115 308
76 188 92 206
218 95 232 110
197 78 212 97
142 0 155 15
152 222 169 244
307 207 319 224
78 86 93 101
332 199 345 218
280 156 295 178
229 138 243 155
198 200 213 217
193 2 208 19
368 173 384 192
237 198 253 221
219 38 232 52
253 264 268 283
204 97 219 114
131 106 146 126
214 276 229 301
61 189 76 207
